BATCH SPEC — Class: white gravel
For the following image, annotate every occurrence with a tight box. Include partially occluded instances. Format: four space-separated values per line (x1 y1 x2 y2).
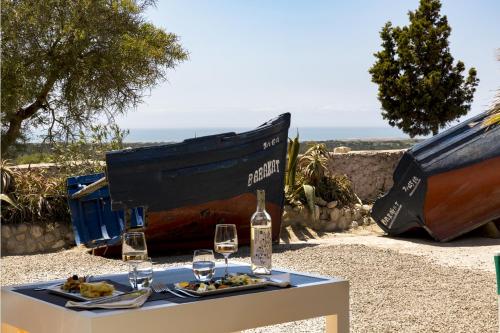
1 238 498 332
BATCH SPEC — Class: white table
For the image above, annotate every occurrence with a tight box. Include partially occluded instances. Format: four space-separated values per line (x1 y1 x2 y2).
2 264 349 333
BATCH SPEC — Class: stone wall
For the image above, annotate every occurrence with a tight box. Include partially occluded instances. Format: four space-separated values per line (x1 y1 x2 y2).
327 149 405 202
1 222 75 256
282 202 375 232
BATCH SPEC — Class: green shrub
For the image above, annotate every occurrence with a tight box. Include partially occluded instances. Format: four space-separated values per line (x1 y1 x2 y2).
1 124 128 225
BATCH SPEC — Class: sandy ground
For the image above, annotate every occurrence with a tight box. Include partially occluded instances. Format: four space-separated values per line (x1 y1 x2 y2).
1 225 499 332
281 224 500 273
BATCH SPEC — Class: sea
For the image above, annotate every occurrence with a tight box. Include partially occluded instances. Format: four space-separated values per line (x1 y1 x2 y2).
124 127 412 143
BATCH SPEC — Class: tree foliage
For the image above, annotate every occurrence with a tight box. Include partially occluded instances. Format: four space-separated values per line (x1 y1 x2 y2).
369 0 479 137
1 0 188 156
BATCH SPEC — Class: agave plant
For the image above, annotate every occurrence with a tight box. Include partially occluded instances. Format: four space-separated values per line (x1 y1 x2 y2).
0 160 18 208
298 143 329 187
285 134 300 192
482 91 500 128
284 141 357 215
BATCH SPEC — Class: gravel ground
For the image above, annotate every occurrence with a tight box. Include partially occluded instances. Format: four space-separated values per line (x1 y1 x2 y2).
1 242 497 332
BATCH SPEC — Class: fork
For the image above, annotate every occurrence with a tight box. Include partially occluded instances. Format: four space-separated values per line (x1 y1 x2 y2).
152 282 186 298
173 287 200 298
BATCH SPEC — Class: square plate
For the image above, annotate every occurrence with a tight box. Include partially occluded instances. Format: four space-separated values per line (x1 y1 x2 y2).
173 274 268 296
46 283 124 301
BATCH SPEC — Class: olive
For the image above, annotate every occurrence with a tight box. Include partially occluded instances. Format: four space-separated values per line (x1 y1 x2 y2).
72 275 78 280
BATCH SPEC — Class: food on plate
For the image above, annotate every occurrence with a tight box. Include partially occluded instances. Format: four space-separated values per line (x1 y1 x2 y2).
61 275 86 292
79 282 115 298
177 281 190 288
178 274 264 293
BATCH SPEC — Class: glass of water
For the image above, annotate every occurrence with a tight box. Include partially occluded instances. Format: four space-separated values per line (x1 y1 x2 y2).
128 258 153 290
192 249 215 282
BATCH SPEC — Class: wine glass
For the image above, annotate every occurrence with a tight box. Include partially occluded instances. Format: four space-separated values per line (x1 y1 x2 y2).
192 249 215 282
122 231 148 289
214 224 238 278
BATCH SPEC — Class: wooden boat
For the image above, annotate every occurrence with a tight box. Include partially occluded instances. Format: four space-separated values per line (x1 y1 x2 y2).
98 113 291 254
371 111 500 241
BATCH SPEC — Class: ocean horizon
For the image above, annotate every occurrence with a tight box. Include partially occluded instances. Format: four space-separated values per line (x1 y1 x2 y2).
123 126 415 143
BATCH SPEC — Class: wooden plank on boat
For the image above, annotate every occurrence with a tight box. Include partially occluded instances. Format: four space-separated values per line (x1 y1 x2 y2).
70 177 107 199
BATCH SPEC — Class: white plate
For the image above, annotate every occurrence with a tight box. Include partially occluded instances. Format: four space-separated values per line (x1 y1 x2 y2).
47 283 124 301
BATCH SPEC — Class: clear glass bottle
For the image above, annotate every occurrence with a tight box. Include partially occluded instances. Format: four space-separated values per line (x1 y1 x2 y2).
250 189 272 274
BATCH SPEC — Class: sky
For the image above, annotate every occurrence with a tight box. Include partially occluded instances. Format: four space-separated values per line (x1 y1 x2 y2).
116 0 500 131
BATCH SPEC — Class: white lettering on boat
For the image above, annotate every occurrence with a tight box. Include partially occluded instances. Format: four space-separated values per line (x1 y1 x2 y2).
248 159 280 187
402 176 421 197
380 201 402 229
263 136 280 150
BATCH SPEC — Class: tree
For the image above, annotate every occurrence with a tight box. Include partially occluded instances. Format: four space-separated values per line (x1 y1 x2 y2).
369 0 479 137
1 0 188 156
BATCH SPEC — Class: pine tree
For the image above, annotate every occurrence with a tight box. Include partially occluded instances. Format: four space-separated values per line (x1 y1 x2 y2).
369 0 479 137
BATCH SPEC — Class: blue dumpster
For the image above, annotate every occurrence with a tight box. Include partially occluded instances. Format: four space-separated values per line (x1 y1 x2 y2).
67 173 143 246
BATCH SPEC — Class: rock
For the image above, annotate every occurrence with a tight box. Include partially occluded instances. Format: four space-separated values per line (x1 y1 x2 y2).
361 204 372 215
314 197 327 207
15 233 26 241
26 239 37 253
342 208 352 221
1 225 12 238
12 244 26 255
16 224 28 234
329 208 341 221
37 242 45 252
309 220 323 231
44 233 55 244
283 206 308 226
52 228 61 238
324 221 337 232
282 208 291 221
281 215 292 227
297 208 310 227
6 239 17 251
327 201 338 209
353 209 362 221
350 221 359 229
320 207 330 220
51 240 66 249
30 225 44 238
282 205 298 224
337 216 349 230
333 146 351 154
363 216 372 225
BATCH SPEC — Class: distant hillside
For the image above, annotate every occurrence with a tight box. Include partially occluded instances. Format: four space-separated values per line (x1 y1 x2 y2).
11 139 420 164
